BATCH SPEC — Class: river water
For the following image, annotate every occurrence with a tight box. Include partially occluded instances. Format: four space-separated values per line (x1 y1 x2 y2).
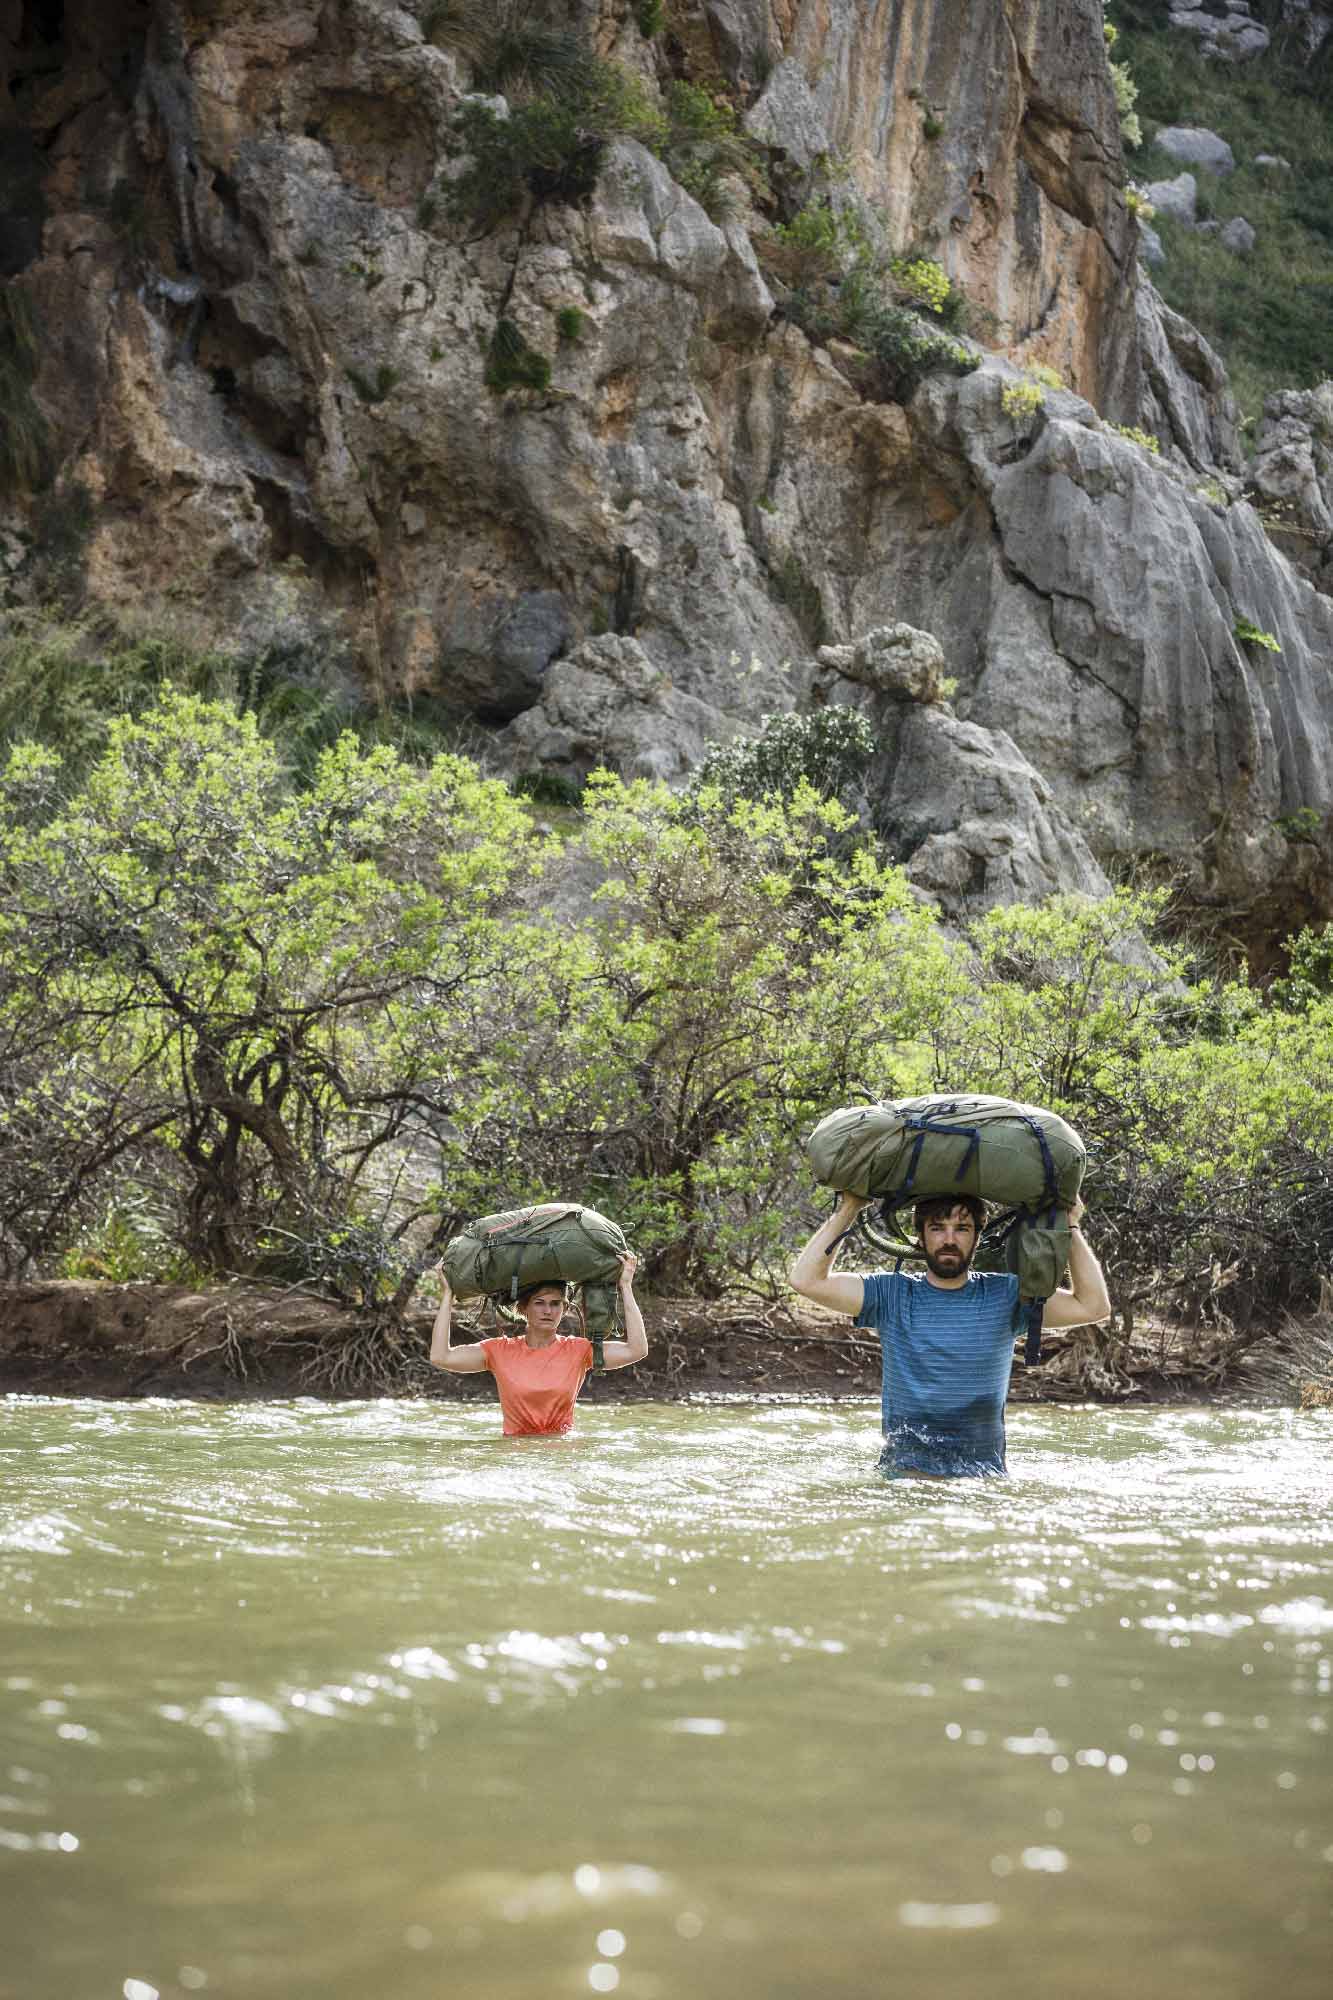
2 1397 1330 2000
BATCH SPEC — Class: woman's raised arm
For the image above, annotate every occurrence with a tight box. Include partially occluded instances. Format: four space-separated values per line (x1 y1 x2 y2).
601 1253 648 1370
427 1270 490 1373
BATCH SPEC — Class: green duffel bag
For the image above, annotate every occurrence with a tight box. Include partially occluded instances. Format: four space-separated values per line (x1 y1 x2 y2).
440 1202 630 1360
806 1094 1086 1361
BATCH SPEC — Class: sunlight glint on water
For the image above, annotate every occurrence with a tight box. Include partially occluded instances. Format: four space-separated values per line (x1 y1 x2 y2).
2 1397 1330 2000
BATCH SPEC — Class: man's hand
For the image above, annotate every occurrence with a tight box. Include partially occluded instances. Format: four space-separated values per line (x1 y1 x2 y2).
1065 1195 1086 1229
618 1251 638 1293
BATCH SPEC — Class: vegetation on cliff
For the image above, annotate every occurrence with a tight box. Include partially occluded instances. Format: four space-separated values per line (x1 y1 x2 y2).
1113 3 1333 419
1 662 1330 1402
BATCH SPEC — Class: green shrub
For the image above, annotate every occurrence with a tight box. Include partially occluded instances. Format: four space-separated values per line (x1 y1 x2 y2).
513 767 584 807
1273 807 1323 847
484 318 551 393
554 304 587 341
758 199 867 287
1234 617 1281 652
1002 379 1046 421
0 290 50 495
423 2 590 98
448 63 656 226
346 363 400 404
635 0 664 35
690 706 875 810
762 199 976 402
656 79 770 219
890 255 956 321
1108 422 1160 454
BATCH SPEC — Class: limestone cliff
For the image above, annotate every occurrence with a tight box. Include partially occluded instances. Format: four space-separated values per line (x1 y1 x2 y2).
1 0 1330 955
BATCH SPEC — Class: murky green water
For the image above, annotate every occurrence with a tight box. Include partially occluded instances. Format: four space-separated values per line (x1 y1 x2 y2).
2 1398 1330 2000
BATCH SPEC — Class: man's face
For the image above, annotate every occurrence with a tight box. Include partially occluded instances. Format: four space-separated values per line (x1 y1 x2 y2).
919 1205 978 1281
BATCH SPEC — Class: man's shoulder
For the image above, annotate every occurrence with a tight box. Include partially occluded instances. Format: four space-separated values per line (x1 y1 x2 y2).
967 1270 1020 1293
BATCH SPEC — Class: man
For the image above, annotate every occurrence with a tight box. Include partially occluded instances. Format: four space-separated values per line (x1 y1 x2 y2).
789 1191 1110 1478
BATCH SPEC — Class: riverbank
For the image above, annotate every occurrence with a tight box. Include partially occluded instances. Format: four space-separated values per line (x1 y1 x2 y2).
0 1279 1307 1404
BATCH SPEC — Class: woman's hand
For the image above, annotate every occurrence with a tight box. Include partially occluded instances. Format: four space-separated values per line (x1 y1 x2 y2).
1066 1195 1086 1230
618 1251 638 1292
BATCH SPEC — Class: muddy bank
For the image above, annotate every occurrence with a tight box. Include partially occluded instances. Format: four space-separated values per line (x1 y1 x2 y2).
0 1281 1269 1405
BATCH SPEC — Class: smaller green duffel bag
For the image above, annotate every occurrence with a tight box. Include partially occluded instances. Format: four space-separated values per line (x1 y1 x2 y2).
440 1203 630 1350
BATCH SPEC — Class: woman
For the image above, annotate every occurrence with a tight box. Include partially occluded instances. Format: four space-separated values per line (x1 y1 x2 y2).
428 1253 647 1435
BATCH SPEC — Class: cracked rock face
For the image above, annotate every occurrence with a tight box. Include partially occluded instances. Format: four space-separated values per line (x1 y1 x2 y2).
1248 385 1333 594
2 0 1330 958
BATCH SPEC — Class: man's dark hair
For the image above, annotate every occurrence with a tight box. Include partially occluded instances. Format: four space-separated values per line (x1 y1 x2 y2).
911 1194 987 1238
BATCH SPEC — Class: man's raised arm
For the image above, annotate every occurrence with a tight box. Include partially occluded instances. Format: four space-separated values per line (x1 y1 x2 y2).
1041 1198 1112 1330
790 1193 870 1317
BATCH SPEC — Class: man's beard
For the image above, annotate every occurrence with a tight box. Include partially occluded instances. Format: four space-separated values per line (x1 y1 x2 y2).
923 1244 973 1280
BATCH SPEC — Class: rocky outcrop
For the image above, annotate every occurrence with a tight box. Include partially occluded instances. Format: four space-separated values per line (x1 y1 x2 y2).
2 0 1330 957
502 633 729 783
816 625 1115 917
1167 6 1271 61
1248 383 1333 593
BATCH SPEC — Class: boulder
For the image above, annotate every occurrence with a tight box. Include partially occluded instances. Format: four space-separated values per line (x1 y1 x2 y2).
500 635 728 784
865 703 1113 916
1247 385 1333 590
1279 2 1333 59
816 624 952 704
1137 221 1167 268
1220 216 1257 255
1166 9 1271 61
1153 126 1237 174
1134 280 1241 472
1141 172 1198 225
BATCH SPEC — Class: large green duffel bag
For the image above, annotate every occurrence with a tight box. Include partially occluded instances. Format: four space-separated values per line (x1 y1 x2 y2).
808 1094 1083 1211
440 1202 629 1344
806 1094 1086 1356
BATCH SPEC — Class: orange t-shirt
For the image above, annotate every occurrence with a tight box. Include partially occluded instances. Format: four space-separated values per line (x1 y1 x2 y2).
480 1334 593 1436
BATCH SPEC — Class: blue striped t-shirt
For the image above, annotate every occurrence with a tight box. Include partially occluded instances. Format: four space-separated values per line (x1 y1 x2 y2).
855 1269 1021 1477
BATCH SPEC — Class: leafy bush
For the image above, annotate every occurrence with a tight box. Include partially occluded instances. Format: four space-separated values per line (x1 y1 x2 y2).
0 289 49 494
1233 616 1281 652
656 80 770 218
690 706 875 811
422 2 591 98
1108 422 1161 454
890 256 957 322
1002 379 1046 421
762 199 976 403
0 693 545 1280
758 199 868 287
441 773 952 1292
484 318 551 393
448 61 657 226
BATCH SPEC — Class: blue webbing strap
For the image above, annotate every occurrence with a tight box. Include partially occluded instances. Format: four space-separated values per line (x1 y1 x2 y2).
1023 1299 1043 1366
1014 1112 1060 1207
891 1110 984 1203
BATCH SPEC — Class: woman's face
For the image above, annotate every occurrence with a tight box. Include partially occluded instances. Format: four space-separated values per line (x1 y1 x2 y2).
520 1285 567 1338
